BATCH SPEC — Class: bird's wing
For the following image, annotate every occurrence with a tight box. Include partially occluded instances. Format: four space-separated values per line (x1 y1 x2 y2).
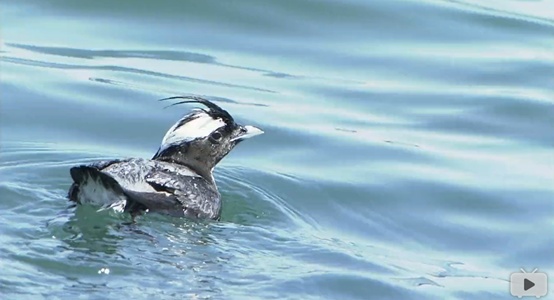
141 168 221 220
88 158 132 171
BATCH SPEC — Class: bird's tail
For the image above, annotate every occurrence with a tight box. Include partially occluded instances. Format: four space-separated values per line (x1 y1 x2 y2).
69 166 128 213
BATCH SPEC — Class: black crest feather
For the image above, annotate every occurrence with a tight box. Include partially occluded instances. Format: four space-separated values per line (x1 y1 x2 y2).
159 96 235 125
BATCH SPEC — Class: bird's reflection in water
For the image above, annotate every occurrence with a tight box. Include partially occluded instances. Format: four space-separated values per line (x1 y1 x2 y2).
49 204 229 298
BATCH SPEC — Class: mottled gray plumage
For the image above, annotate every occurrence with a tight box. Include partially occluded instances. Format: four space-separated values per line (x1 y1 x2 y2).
67 97 263 220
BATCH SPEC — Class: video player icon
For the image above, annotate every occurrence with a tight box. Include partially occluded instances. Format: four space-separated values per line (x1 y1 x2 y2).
510 268 548 298
524 278 535 291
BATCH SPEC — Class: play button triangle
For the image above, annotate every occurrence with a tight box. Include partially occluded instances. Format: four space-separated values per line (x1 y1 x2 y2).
524 278 535 291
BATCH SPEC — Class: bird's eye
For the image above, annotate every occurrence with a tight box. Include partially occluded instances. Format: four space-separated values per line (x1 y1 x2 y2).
210 131 222 141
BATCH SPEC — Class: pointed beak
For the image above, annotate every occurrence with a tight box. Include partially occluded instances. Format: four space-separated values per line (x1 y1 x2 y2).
231 125 264 142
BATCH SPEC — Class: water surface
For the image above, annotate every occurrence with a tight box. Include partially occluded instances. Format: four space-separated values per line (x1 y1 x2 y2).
1 0 553 299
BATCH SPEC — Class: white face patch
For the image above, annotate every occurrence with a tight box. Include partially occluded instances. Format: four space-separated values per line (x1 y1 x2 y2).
160 111 226 149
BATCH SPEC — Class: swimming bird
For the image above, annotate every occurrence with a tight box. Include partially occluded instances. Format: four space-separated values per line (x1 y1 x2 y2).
67 96 264 220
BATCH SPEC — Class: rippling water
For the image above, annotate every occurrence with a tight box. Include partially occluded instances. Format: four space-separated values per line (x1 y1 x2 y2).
1 1 553 299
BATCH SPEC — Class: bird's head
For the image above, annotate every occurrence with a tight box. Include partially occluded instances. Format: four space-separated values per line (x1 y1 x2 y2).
152 96 264 182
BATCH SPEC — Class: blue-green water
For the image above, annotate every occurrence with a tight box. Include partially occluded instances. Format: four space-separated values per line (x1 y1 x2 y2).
1 1 553 299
